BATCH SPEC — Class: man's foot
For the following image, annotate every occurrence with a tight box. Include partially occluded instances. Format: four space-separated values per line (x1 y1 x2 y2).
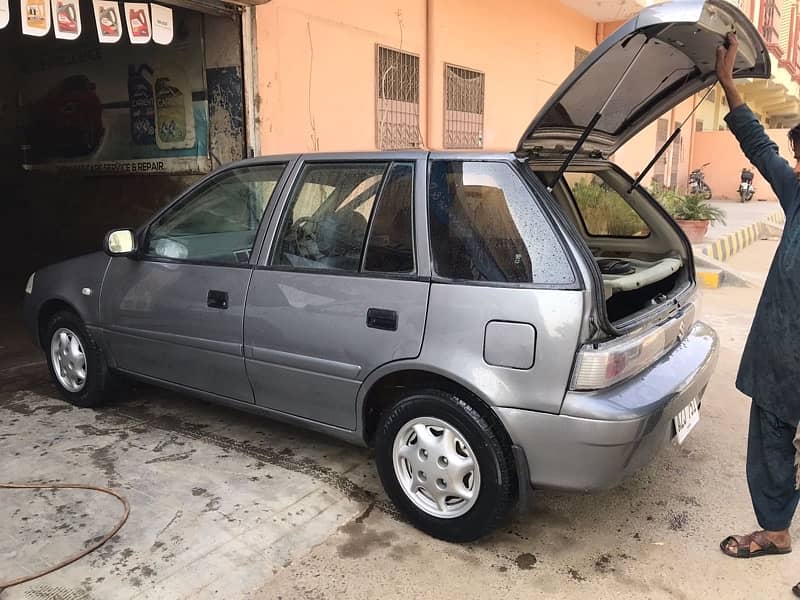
720 530 792 558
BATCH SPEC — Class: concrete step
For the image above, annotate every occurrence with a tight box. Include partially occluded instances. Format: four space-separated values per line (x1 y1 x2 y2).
695 210 784 263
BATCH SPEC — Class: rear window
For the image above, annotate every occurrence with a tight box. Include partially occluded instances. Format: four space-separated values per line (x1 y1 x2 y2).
428 161 574 285
564 173 649 238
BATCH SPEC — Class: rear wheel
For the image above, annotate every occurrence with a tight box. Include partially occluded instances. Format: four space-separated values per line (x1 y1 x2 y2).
375 388 515 542
45 311 110 408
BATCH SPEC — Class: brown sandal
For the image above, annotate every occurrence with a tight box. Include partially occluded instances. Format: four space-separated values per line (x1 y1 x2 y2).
720 532 792 558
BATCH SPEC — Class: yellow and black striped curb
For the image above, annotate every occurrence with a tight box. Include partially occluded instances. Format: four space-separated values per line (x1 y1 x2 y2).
700 210 785 263
696 269 722 289
766 211 786 226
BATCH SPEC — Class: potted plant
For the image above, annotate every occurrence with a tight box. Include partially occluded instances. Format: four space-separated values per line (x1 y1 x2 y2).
650 184 726 243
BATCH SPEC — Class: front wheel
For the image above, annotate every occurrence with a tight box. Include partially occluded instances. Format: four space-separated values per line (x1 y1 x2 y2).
702 184 713 200
45 311 111 408
374 389 516 542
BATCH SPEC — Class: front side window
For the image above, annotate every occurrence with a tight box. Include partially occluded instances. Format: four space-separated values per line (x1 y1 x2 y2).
428 161 574 285
564 173 650 238
146 164 286 264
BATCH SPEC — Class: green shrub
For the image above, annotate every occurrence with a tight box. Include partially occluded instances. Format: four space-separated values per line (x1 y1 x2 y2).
571 177 648 237
649 182 726 225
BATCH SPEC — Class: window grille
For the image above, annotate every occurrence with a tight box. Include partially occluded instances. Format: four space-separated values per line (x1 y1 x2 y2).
376 46 422 150
444 64 485 149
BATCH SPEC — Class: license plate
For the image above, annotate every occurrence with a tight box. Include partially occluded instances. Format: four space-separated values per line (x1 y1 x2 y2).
673 399 700 445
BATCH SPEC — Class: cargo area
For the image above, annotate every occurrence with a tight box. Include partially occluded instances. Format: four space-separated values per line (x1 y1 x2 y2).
535 162 692 325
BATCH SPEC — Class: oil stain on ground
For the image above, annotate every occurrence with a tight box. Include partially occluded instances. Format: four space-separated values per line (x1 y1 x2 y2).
336 519 398 559
515 552 537 570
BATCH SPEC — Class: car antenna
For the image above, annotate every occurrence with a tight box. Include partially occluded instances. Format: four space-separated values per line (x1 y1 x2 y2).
547 35 648 193
627 84 716 194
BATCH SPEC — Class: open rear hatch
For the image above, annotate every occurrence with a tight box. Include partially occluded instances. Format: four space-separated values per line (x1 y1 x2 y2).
517 0 769 160
519 0 769 333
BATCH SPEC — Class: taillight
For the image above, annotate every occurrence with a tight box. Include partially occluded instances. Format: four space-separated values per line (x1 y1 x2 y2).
571 304 696 391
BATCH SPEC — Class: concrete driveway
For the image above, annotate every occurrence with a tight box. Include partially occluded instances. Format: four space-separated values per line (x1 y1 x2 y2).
0 370 372 599
2 241 799 599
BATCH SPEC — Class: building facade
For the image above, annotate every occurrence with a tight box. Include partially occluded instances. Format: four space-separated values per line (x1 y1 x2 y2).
249 0 800 201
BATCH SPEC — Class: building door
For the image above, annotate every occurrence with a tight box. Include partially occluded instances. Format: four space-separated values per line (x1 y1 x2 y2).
653 118 669 187
670 124 683 190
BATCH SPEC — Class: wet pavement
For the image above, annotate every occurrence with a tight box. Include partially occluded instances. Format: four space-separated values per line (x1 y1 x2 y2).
2 241 800 599
0 367 369 599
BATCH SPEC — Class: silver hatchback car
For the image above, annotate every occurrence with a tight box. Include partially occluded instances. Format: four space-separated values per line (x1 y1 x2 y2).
24 1 764 541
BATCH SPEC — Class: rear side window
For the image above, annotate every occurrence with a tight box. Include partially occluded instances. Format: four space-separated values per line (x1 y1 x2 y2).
564 173 649 238
428 161 574 285
272 163 387 272
270 161 415 275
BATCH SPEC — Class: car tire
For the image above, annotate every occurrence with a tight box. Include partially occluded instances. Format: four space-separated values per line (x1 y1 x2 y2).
375 388 516 542
44 311 110 408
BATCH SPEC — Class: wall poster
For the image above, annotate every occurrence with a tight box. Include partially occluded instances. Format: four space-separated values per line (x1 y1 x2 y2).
20 11 210 175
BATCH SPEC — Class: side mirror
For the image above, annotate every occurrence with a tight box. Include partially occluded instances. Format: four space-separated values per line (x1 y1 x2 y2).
104 229 138 257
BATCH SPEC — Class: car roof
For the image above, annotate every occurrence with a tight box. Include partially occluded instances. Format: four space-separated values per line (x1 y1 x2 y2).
221 150 518 170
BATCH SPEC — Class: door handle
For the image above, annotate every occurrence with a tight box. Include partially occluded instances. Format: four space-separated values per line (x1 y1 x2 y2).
367 308 398 331
207 290 229 310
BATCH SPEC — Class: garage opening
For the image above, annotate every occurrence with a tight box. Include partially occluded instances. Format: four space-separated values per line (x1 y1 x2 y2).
0 0 251 368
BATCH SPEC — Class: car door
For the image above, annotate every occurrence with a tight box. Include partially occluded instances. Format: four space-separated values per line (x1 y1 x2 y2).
244 156 430 430
101 160 293 402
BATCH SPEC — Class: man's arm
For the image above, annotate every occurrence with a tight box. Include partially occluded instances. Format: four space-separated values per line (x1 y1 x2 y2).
717 33 798 213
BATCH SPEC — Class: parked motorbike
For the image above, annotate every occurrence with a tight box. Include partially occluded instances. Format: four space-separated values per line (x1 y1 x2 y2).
689 162 713 199
739 168 755 202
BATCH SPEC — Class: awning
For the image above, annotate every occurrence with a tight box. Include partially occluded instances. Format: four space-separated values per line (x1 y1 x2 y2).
738 78 800 122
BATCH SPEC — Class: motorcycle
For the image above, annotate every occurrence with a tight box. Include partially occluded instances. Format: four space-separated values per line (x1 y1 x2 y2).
739 168 755 202
689 162 713 199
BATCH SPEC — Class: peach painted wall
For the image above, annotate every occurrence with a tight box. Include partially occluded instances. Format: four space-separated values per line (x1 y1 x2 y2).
612 123 658 187
425 0 597 150
254 0 597 154
691 128 793 202
255 0 427 154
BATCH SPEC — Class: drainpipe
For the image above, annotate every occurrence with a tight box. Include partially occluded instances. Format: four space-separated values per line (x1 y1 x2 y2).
242 6 260 157
687 93 697 183
426 0 433 148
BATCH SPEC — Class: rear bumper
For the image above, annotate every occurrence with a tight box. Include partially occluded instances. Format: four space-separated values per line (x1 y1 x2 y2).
497 321 719 492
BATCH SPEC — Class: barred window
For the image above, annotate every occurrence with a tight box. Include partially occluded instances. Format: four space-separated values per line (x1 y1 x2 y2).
444 65 485 149
376 46 422 150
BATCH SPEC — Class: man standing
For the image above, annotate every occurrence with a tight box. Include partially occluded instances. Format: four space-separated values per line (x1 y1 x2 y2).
716 33 800 594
